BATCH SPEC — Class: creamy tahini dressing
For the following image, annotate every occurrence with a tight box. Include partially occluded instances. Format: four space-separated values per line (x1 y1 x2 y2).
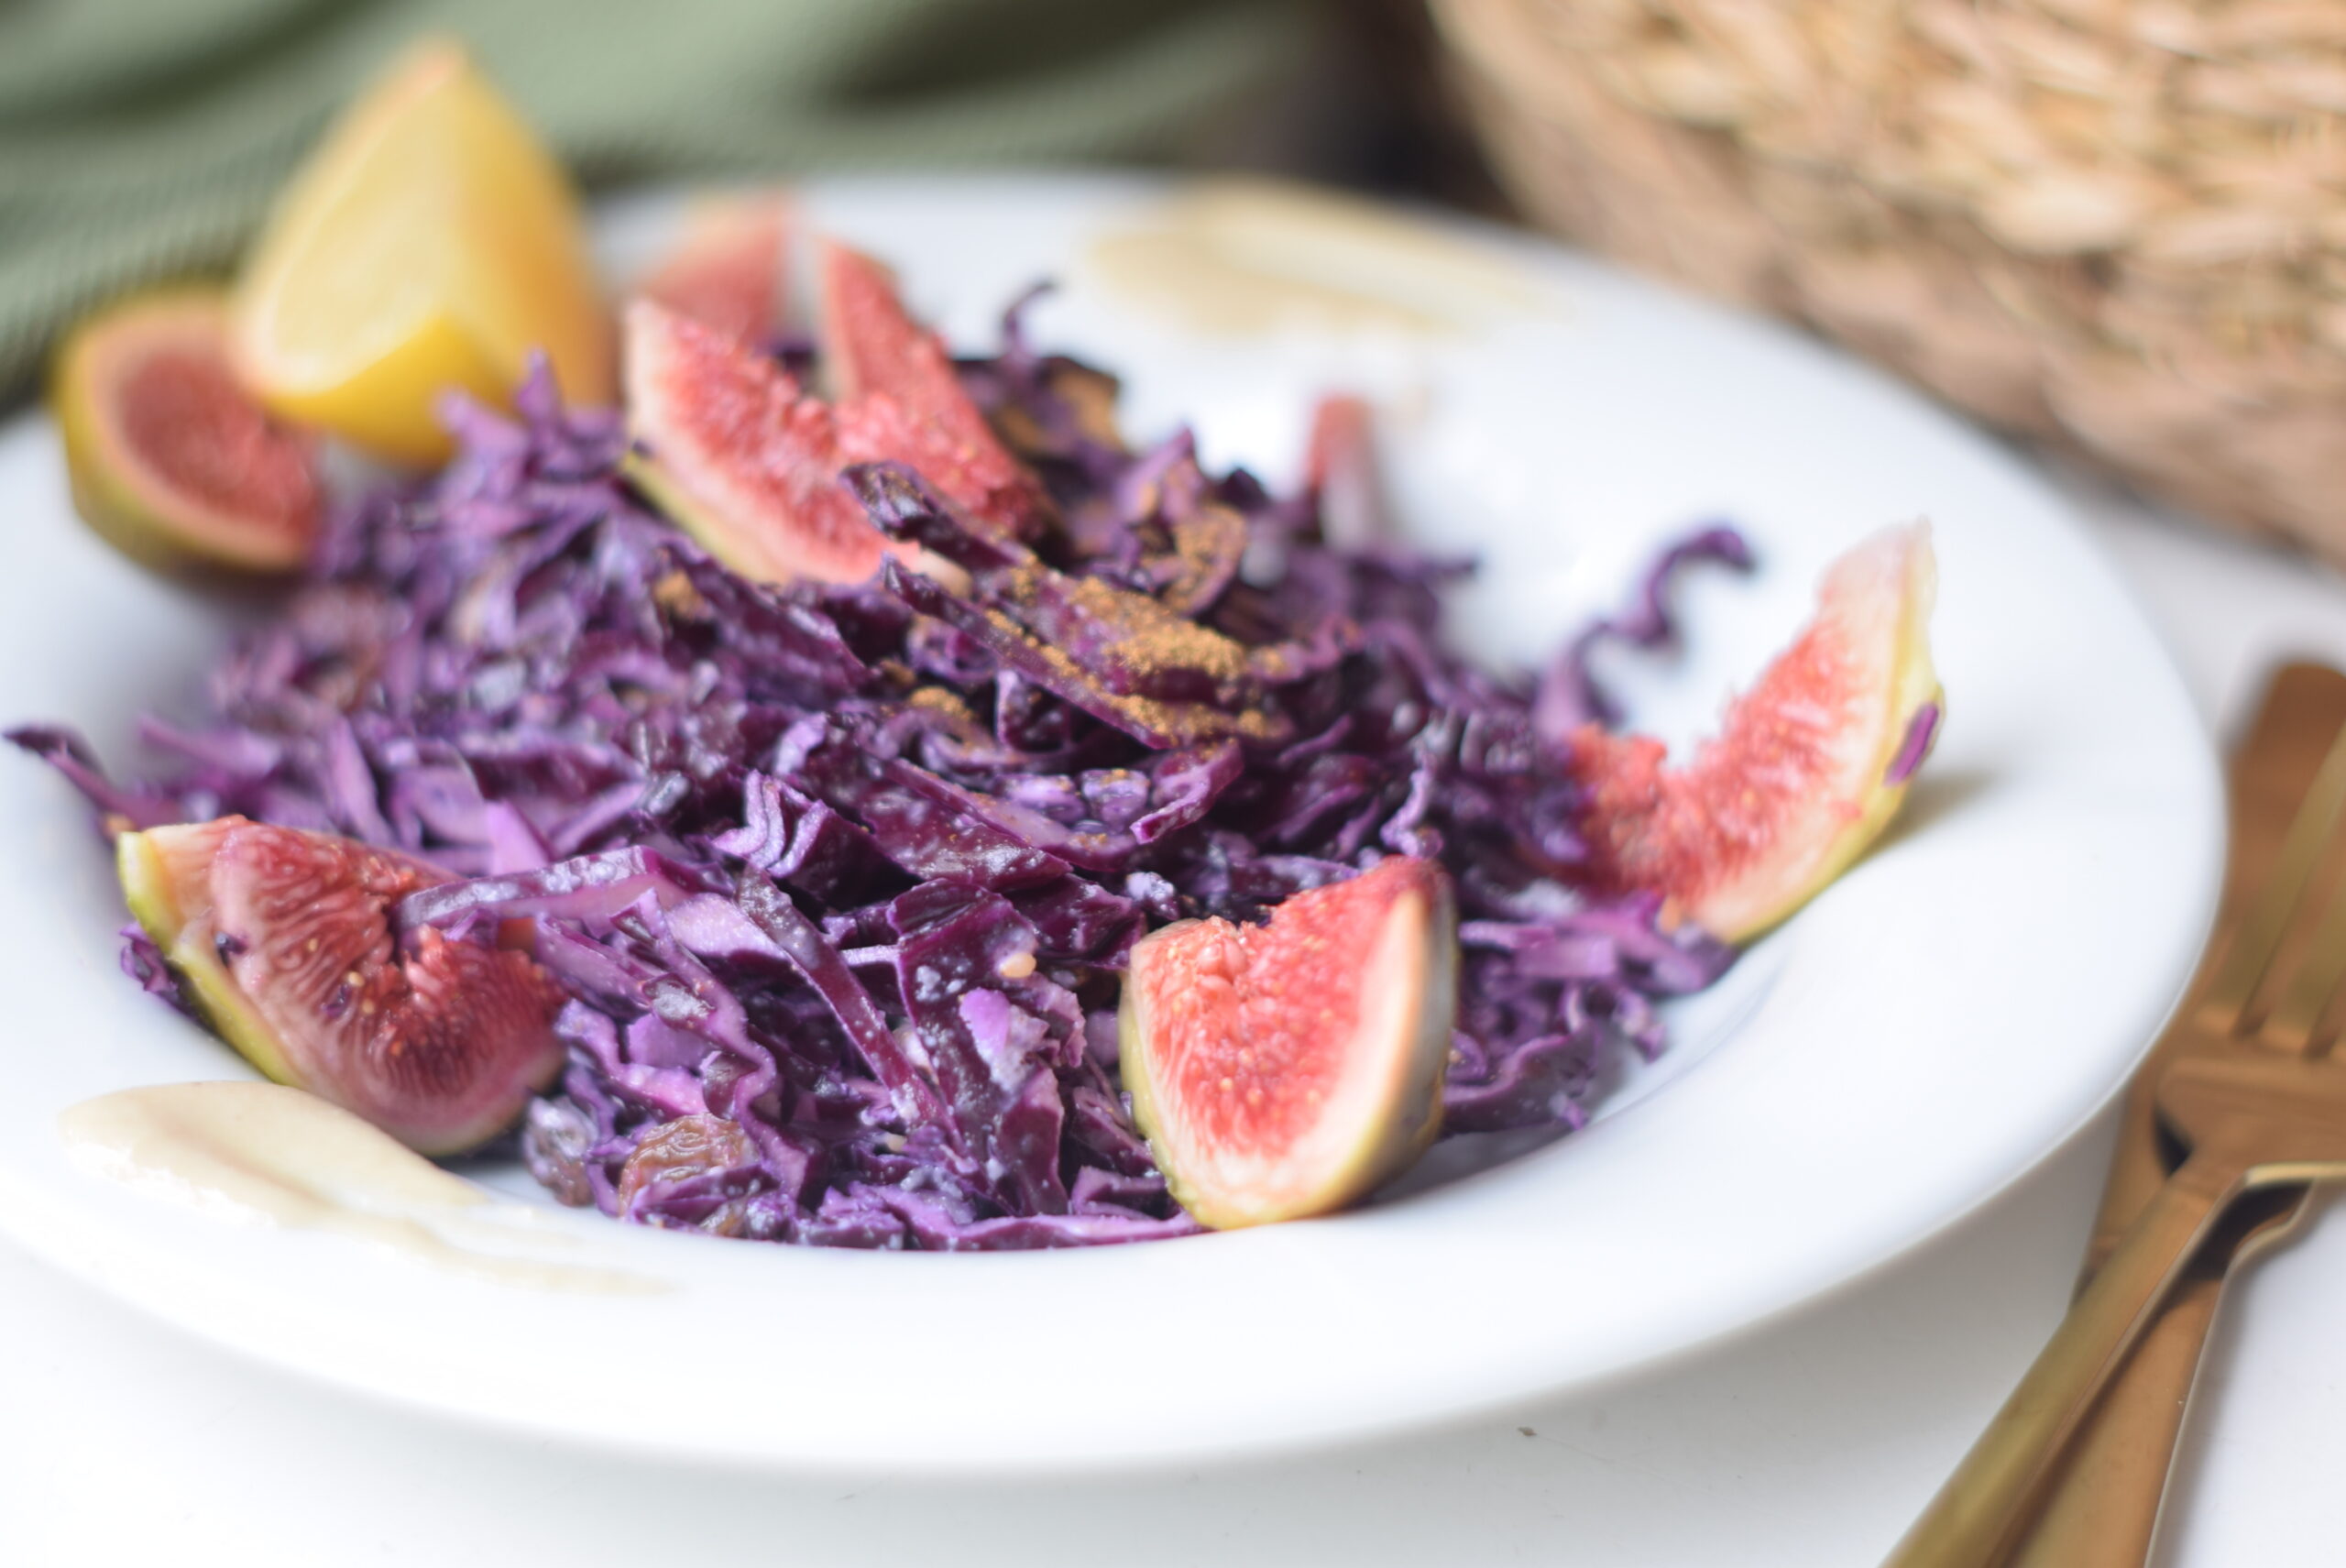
59 1081 660 1294
1084 178 1555 337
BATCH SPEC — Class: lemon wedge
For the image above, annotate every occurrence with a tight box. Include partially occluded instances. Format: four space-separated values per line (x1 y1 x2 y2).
230 39 612 465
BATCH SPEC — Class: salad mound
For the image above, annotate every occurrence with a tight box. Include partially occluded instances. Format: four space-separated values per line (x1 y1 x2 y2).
16 274 1803 1250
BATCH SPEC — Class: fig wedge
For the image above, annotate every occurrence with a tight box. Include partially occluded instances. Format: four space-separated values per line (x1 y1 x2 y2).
633 193 791 345
1570 521 1942 942
51 289 321 574
120 817 565 1155
1120 857 1456 1230
621 298 892 586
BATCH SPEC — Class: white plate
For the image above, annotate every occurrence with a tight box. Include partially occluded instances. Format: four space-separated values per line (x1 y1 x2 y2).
0 174 2219 1474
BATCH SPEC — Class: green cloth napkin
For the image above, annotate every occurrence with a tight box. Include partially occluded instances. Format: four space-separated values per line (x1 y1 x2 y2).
0 0 1307 398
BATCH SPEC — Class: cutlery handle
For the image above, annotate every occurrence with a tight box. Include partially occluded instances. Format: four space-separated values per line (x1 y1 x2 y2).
2002 1274 2224 1568
2007 1183 2314 1568
1881 1151 2250 1568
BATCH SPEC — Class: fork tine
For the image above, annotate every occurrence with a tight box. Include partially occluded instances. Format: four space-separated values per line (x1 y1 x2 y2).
2196 719 2346 1034
2260 861 2346 1055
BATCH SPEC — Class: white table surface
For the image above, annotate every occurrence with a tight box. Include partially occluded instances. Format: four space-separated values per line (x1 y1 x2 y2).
3 459 2341 1568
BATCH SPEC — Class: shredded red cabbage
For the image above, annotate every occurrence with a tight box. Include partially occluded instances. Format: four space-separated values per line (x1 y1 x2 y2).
14 297 1741 1250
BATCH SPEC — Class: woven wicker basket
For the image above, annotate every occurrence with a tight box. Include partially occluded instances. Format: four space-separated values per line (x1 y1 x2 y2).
1431 0 2346 557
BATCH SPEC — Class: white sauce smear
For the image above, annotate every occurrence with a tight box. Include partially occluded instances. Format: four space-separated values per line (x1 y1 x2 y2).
60 1080 661 1294
1084 177 1557 337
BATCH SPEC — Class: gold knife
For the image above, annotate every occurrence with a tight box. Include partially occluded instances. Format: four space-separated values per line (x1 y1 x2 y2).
2006 662 2346 1567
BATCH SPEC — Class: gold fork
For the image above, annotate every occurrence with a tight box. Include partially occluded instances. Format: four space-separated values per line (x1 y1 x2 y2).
2010 663 2346 1567
1884 669 2346 1568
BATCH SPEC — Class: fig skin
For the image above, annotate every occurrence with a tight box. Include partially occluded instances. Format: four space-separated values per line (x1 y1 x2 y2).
119 818 566 1156
118 821 294 1085
1119 859 1458 1231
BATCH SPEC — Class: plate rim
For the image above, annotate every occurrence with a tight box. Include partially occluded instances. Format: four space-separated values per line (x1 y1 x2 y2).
0 169 2224 1475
